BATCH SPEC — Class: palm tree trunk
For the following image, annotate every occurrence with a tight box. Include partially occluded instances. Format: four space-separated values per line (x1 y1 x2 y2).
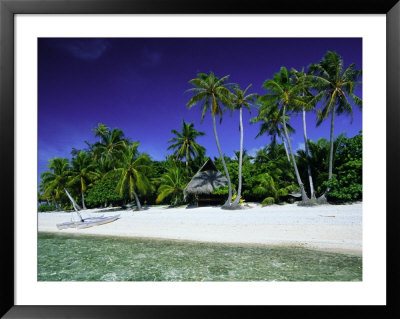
282 105 309 202
52 195 62 211
133 191 142 211
279 129 291 163
81 191 87 210
328 108 335 181
212 114 232 207
318 108 335 203
233 107 243 206
302 107 316 200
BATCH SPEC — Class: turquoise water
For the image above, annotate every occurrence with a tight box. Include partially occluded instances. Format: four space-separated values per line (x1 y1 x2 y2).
38 232 362 281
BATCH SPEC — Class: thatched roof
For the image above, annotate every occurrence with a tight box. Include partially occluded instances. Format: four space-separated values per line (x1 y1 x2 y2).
183 158 228 198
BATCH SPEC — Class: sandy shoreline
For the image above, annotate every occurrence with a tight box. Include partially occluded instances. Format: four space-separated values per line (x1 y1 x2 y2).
38 202 362 256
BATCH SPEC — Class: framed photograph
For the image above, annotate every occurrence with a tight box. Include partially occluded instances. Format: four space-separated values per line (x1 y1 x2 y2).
1 0 398 317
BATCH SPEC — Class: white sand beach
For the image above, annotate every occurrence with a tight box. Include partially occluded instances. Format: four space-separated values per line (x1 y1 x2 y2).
38 202 362 255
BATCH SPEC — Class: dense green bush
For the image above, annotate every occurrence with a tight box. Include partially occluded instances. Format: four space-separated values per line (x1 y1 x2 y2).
213 185 233 195
85 179 124 208
38 203 57 212
323 132 362 201
323 160 362 201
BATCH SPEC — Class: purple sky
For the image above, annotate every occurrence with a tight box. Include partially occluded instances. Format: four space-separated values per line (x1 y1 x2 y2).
38 38 362 182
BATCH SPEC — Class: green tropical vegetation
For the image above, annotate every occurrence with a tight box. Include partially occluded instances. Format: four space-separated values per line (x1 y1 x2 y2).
308 51 362 202
156 166 189 205
39 51 362 212
167 119 205 167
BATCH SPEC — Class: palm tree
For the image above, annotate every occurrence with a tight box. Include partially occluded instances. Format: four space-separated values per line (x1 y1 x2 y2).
156 166 188 205
67 151 100 209
251 102 294 163
231 84 257 207
92 128 126 168
186 72 234 207
92 123 110 142
309 51 362 201
105 142 152 211
167 120 205 167
40 157 71 211
291 68 321 200
261 66 310 202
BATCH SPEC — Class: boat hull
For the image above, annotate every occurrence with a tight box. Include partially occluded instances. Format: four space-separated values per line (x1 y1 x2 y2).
76 215 121 229
56 214 120 230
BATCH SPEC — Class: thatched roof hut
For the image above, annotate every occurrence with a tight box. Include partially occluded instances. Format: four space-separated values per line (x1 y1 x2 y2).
183 158 228 205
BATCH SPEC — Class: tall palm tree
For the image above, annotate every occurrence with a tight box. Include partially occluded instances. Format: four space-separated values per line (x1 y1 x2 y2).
291 68 322 200
167 120 205 167
40 157 71 211
309 51 362 201
68 151 100 209
105 142 152 211
231 84 257 207
261 66 310 202
186 72 234 207
251 102 294 163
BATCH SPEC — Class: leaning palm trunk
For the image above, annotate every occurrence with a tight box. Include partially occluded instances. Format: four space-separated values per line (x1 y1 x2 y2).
302 107 316 200
318 109 335 203
81 191 87 210
279 128 291 163
133 190 142 211
233 107 244 206
282 105 309 202
212 114 232 207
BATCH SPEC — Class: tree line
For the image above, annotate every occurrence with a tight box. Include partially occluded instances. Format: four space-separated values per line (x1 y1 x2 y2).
39 51 362 212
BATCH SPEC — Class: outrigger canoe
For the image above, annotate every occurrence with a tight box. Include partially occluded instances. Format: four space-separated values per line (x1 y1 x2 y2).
57 214 120 230
57 188 121 230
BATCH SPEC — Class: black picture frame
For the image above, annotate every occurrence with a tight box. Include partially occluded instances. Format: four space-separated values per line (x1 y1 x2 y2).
1 0 399 318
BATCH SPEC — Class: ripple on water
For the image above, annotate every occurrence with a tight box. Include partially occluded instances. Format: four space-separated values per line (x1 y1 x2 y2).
38 232 362 282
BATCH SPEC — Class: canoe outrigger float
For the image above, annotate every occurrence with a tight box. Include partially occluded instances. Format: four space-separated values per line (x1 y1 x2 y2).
57 188 120 230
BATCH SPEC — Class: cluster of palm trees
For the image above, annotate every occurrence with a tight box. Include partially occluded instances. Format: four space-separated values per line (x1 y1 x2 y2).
186 73 257 208
186 50 361 206
39 50 362 211
40 124 153 211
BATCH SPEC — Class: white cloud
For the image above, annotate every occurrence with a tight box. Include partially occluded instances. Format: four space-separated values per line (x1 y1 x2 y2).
248 146 264 158
296 142 305 151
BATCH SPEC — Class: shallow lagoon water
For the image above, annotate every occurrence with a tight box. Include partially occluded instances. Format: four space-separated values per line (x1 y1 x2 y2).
38 232 362 281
